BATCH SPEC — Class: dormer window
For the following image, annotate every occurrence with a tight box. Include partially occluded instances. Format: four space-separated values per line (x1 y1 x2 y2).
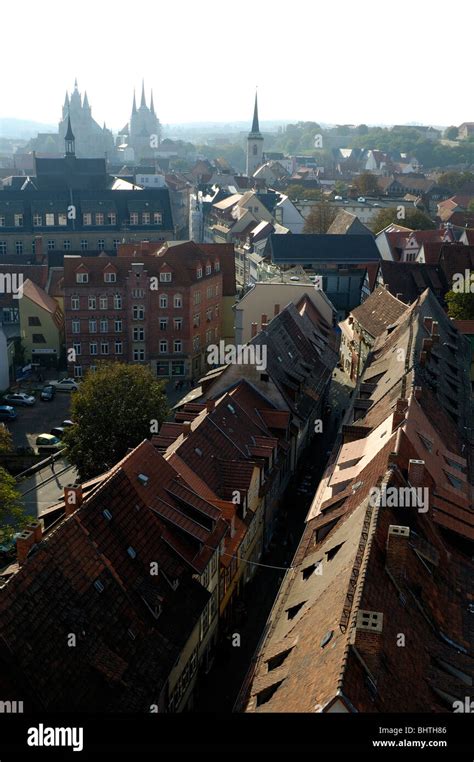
104 271 116 283
160 272 172 282
76 272 89 284
206 263 212 275
197 267 203 279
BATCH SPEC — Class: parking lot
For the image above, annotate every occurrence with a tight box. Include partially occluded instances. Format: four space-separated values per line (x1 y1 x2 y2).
2 388 73 451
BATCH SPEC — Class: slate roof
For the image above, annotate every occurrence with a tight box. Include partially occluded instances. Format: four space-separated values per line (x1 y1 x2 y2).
269 234 381 265
377 261 447 303
327 210 374 236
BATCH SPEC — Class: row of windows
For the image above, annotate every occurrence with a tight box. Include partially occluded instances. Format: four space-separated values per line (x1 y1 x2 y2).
193 307 219 326
193 286 219 304
0 212 164 228
0 240 123 255
71 319 123 333
73 340 184 355
71 295 122 310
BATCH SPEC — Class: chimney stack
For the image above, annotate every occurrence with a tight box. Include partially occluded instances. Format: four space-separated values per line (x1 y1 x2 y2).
422 338 433 354
274 304 280 316
408 459 425 488
431 321 439 342
34 236 43 264
350 610 384 678
261 314 268 328
251 322 258 338
64 483 83 516
413 386 422 400
206 399 215 413
396 293 403 301
27 519 43 544
419 350 427 367
182 422 192 436
386 525 410 583
424 316 433 334
392 399 407 430
16 530 35 565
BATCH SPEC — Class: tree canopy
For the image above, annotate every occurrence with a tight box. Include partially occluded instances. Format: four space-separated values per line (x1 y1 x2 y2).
303 201 337 233
0 466 28 545
63 363 169 479
371 207 435 233
445 291 474 320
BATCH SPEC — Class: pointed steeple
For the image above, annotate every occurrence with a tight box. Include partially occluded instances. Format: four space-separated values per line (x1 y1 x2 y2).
74 78 78 90
250 90 261 134
83 90 90 109
65 115 75 157
150 89 155 116
140 79 146 108
64 91 70 108
132 89 137 115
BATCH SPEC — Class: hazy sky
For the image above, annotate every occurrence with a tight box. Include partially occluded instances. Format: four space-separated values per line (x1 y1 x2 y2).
2 0 473 130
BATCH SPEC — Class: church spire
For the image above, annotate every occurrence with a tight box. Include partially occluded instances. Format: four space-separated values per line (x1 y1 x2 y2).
132 89 137 115
140 79 146 108
250 90 260 134
83 90 90 110
64 91 69 108
150 89 155 115
65 114 75 157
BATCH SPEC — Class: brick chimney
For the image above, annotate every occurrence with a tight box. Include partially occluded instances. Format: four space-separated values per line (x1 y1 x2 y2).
408 459 425 488
182 421 192 436
422 338 433 354
274 304 280 316
206 399 215 413
251 322 258 338
392 399 407 430
350 610 384 677
16 530 35 565
34 236 43 264
261 314 267 328
64 483 83 516
424 316 433 333
396 293 404 301
419 350 427 367
386 525 410 583
27 519 43 544
431 321 439 342
413 386 422 400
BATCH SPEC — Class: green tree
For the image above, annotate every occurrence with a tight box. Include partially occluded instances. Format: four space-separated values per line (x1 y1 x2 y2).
444 126 459 140
0 467 28 544
303 201 337 233
0 426 13 454
353 172 380 196
438 171 474 192
63 363 169 479
445 291 474 320
370 207 435 233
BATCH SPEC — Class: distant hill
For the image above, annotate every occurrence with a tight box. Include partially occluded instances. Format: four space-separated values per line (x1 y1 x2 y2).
0 118 57 139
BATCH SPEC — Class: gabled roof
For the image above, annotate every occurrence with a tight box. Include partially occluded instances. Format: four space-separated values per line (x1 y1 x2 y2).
350 287 407 338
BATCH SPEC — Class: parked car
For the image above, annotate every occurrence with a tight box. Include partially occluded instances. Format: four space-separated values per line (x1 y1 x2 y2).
50 426 65 439
3 392 35 407
334 195 343 201
40 384 56 401
62 420 75 427
0 405 17 421
36 434 64 453
47 378 80 392
357 196 366 203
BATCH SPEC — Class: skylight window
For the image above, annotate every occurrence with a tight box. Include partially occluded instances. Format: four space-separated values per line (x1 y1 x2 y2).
256 680 284 707
227 403 236 414
267 648 293 671
286 602 306 620
127 546 137 559
445 471 463 490
195 447 203 456
102 509 112 521
94 579 104 593
418 433 433 452
444 457 465 473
